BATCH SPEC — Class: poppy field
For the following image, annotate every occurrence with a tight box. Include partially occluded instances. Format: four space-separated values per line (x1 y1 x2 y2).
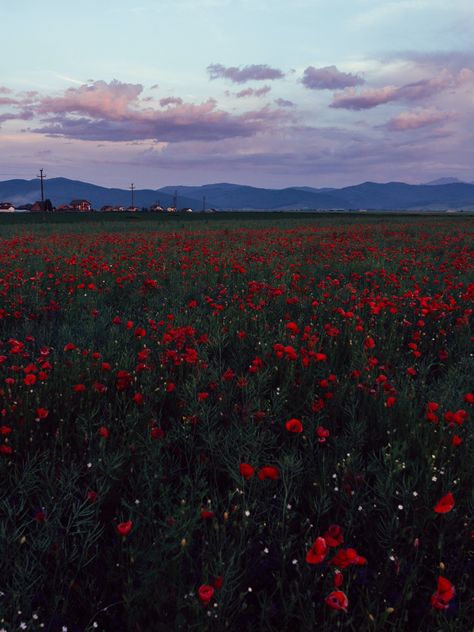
0 213 473 631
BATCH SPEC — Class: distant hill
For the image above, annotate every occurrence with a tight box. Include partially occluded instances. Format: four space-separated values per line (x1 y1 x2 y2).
158 183 343 210
2 177 474 211
0 178 200 209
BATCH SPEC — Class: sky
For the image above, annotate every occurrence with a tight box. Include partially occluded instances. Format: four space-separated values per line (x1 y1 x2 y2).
1 0 474 189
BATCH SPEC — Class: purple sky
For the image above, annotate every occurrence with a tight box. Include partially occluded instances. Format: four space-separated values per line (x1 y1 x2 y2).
1 0 473 188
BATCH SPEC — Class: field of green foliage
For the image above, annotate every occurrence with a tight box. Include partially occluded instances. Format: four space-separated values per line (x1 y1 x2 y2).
0 212 473 631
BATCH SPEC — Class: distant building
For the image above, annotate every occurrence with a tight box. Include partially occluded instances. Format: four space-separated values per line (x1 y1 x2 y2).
101 205 127 212
0 202 15 212
179 207 193 213
30 201 44 212
126 206 140 212
167 206 176 213
70 199 92 212
149 204 164 212
57 204 74 211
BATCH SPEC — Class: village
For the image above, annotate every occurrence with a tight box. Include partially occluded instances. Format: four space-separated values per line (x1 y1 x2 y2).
0 199 205 213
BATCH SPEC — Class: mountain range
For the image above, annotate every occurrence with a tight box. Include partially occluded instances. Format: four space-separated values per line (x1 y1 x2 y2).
1 177 474 211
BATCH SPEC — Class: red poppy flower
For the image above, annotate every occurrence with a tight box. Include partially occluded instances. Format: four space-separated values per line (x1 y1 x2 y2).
434 492 455 514
431 576 455 610
364 336 375 350
151 426 165 440
330 548 367 569
286 418 303 433
239 463 255 480
316 426 330 443
214 576 223 589
200 509 215 520
98 426 109 438
306 537 328 564
325 590 348 612
116 520 133 536
323 524 344 548
36 408 49 420
198 584 215 605
286 321 299 334
451 435 462 446
257 466 280 481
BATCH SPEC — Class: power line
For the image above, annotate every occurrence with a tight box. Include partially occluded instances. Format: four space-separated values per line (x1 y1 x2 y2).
37 168 46 203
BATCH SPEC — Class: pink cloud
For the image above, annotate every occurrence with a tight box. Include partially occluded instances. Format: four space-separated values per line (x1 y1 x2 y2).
37 80 143 119
302 65 364 90
331 86 398 110
207 63 284 83
387 108 453 131
330 68 473 110
26 80 290 143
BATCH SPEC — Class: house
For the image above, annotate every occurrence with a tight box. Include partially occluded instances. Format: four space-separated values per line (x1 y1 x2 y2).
150 204 164 212
179 207 193 213
166 206 176 213
126 206 140 212
30 201 44 212
57 204 74 211
70 199 92 212
0 202 15 212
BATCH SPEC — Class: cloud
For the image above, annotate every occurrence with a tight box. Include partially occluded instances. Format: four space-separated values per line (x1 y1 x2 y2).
302 65 364 90
207 63 285 83
330 68 473 110
235 86 271 98
0 97 20 106
159 96 183 106
274 98 295 107
0 87 12 94
33 105 287 143
0 109 34 125
37 79 143 119
25 79 291 143
331 86 398 110
387 107 453 131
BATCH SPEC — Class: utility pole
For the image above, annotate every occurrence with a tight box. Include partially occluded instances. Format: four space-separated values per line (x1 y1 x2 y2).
202 195 206 212
37 168 46 205
173 190 178 210
130 183 135 209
